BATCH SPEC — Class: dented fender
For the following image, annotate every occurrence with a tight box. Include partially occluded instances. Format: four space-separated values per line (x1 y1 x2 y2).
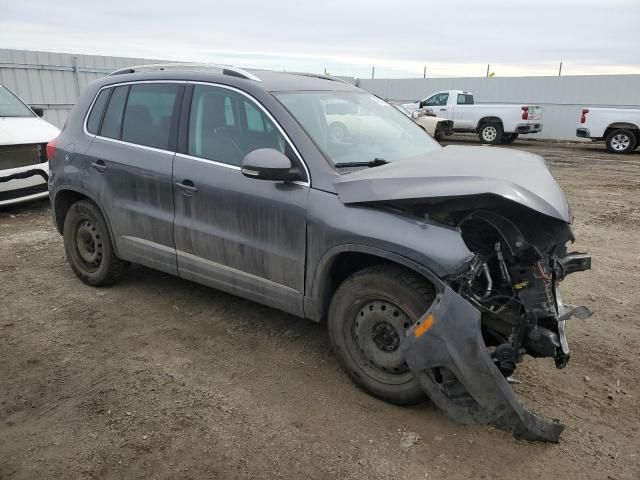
401 286 564 442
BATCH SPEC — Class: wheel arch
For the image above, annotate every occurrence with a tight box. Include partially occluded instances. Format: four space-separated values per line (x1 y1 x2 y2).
52 187 119 256
604 122 640 137
305 244 444 322
477 116 503 130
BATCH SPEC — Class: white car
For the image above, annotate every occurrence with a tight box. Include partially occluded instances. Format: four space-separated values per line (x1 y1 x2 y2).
0 84 59 206
576 107 640 154
325 100 401 140
405 90 543 144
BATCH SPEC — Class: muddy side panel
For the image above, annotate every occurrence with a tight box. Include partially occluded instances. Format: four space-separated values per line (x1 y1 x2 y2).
401 286 564 442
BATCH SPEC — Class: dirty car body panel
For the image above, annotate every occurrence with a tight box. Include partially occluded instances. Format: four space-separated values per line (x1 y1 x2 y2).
49 66 590 442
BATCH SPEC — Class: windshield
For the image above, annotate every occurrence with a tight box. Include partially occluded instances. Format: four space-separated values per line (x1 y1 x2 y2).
275 91 440 167
0 85 35 117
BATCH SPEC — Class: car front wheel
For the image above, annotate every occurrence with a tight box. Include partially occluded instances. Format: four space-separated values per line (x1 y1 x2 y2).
328 264 435 405
63 199 128 286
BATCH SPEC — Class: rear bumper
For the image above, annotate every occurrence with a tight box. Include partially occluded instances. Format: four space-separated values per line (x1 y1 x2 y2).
576 128 590 138
515 123 543 134
402 286 564 442
0 163 49 207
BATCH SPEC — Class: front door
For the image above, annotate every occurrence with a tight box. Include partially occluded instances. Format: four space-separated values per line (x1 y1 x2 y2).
173 84 309 315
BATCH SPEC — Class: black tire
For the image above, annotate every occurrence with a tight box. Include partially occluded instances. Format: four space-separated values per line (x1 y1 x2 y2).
328 264 435 405
329 122 348 142
605 129 636 154
478 123 503 144
63 199 128 286
501 133 519 144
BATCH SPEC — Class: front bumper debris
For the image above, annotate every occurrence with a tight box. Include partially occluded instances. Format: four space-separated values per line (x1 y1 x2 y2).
401 286 565 442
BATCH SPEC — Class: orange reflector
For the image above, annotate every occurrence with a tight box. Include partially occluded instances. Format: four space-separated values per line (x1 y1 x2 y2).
414 314 434 338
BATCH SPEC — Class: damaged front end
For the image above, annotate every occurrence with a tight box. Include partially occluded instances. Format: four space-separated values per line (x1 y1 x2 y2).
402 205 591 442
333 146 593 441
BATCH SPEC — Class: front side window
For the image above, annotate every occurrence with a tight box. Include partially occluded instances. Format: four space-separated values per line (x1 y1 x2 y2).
0 85 35 118
121 83 180 149
276 91 440 167
424 93 448 107
100 86 129 140
187 85 288 167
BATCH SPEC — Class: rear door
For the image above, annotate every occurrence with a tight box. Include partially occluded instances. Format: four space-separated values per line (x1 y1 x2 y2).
84 82 184 274
172 84 309 316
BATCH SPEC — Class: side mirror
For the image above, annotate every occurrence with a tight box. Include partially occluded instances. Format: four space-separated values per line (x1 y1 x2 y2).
241 148 299 182
31 106 45 117
419 100 426 108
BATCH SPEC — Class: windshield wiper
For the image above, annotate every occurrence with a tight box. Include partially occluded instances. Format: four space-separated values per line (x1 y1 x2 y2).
334 158 389 168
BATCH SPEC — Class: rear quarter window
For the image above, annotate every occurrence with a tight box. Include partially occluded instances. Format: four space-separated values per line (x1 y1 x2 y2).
100 86 129 140
86 89 111 134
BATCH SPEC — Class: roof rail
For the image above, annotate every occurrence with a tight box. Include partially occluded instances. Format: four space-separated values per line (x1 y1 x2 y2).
109 63 261 82
287 72 353 85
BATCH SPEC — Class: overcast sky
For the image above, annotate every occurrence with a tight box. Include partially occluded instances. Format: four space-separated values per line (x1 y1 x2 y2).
1 0 639 78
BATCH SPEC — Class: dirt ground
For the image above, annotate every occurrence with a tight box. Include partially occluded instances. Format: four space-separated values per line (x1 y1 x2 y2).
1 139 639 480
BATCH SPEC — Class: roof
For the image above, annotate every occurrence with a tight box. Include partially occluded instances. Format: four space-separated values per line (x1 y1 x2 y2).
106 63 358 92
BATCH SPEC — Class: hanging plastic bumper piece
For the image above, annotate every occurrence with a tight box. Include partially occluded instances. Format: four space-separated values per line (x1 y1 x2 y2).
401 286 564 443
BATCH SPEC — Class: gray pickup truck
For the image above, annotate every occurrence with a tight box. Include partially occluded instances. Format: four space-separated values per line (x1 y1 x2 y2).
47 64 590 442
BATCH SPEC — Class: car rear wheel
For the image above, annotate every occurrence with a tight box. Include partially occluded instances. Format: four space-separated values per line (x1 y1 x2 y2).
478 123 503 144
501 133 519 144
328 264 435 405
606 129 636 154
63 199 128 286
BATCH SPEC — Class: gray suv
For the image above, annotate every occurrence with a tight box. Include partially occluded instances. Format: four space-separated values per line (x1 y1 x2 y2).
48 64 590 442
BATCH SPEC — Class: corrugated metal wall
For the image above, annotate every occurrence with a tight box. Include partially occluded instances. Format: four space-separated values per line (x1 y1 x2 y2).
358 75 640 140
2 49 639 140
0 49 163 127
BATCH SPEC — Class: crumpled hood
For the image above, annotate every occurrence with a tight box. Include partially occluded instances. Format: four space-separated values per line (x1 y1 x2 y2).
333 145 572 222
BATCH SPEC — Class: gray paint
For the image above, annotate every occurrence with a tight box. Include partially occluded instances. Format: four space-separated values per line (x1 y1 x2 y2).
334 145 571 222
50 69 575 325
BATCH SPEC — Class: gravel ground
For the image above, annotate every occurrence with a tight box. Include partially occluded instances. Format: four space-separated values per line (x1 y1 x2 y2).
1 139 639 479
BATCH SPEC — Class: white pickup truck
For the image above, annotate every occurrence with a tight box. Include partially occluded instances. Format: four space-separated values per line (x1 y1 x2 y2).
576 107 640 154
405 90 543 144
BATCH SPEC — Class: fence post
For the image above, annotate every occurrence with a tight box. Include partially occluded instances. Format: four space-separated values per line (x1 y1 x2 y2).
72 56 81 98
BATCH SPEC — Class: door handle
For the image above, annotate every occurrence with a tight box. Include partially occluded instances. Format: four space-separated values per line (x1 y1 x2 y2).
439 108 447 111
90 160 107 173
176 180 197 194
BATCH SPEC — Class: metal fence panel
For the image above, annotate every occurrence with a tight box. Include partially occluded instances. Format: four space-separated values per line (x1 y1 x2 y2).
2 48 640 140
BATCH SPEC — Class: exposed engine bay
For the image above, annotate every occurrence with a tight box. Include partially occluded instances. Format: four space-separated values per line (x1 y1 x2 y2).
333 146 593 441
446 205 591 376
391 196 592 442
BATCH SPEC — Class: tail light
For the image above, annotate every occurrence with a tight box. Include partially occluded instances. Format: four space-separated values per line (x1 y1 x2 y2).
580 108 589 124
45 138 58 161
521 107 529 120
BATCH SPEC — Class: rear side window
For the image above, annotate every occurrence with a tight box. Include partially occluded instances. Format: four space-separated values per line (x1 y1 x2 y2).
86 89 111 134
100 86 129 140
457 94 474 105
121 83 180 150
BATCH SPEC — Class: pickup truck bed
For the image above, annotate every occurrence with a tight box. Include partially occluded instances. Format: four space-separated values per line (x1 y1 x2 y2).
577 107 640 154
